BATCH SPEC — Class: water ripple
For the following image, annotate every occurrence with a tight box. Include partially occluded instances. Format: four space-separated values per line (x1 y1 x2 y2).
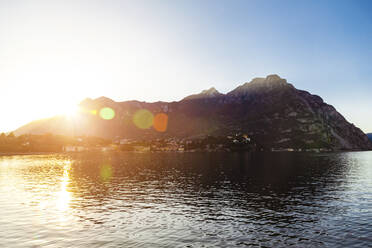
0 152 371 247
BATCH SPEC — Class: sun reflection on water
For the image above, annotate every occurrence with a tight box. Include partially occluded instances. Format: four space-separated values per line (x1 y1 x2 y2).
56 161 71 213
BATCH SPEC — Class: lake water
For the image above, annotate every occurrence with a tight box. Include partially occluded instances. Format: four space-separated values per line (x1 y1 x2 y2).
0 151 371 247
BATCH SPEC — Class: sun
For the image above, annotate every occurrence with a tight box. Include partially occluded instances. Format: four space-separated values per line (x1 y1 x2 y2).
62 104 80 119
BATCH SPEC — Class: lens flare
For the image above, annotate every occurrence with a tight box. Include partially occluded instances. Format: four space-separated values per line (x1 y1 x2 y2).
153 113 168 132
133 109 154 129
100 164 112 181
99 107 115 120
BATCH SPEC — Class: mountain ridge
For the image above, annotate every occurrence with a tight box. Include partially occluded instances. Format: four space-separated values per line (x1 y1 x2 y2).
14 75 372 151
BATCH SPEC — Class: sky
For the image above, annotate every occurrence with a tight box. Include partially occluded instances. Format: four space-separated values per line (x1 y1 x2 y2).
0 0 371 133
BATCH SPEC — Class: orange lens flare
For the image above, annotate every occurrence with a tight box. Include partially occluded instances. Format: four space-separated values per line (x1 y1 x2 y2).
133 109 154 129
153 113 168 132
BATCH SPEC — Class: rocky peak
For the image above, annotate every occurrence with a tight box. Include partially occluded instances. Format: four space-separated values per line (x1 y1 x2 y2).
201 87 220 96
250 74 287 86
80 96 115 109
266 74 284 82
95 96 115 104
183 87 223 100
227 74 289 96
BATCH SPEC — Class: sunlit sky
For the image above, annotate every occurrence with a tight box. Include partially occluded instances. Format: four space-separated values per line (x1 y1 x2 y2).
0 0 371 133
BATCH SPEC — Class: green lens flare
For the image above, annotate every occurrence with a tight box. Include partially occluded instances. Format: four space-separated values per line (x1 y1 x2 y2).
100 164 112 181
99 107 115 120
133 109 154 129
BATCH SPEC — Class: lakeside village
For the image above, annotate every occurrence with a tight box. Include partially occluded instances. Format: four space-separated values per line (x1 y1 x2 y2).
0 132 331 153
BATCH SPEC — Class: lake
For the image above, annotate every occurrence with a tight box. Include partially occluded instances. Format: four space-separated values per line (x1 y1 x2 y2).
0 151 371 247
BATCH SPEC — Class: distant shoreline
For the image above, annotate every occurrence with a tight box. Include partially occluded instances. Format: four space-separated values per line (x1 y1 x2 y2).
1 150 371 157
0 152 59 156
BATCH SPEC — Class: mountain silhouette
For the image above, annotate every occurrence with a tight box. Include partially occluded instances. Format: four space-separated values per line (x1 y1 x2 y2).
14 75 372 150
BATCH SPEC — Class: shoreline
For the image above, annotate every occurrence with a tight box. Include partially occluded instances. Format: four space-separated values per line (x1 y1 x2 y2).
1 149 371 157
0 152 60 156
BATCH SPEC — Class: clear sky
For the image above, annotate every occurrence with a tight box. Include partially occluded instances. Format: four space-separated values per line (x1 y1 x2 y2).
0 0 371 133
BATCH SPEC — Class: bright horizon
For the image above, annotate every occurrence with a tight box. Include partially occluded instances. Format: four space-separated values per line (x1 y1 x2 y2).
1 0 371 133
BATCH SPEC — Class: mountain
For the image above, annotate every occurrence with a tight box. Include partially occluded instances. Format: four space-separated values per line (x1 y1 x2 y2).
182 87 223 100
367 133 372 142
14 75 372 151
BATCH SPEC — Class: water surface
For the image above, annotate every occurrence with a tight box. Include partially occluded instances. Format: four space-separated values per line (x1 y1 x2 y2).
0 152 371 247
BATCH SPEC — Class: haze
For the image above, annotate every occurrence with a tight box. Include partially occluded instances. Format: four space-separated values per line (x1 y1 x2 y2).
0 0 371 133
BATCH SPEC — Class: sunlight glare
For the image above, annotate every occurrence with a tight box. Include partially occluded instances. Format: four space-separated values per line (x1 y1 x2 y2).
57 161 71 212
62 104 80 119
